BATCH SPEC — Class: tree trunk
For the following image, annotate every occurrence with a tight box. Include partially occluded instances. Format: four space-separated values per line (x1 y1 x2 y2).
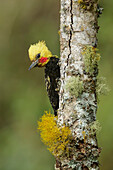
55 0 101 169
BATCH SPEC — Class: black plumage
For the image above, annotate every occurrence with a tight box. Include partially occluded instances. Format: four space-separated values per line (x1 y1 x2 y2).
45 57 60 116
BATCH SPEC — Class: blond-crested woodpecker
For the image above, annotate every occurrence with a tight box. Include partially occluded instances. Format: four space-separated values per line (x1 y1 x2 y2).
28 41 60 116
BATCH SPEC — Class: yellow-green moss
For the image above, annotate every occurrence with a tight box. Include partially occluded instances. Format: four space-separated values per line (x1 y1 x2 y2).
89 120 101 135
96 77 110 96
65 76 84 97
82 46 101 75
78 0 99 11
38 111 72 157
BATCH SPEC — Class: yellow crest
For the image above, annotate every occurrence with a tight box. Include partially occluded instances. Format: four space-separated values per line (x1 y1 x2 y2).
28 41 52 61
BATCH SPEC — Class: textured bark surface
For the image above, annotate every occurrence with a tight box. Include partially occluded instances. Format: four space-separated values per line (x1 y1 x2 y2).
55 0 100 169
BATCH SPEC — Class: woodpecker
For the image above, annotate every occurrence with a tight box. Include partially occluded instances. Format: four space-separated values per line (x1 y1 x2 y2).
28 41 60 116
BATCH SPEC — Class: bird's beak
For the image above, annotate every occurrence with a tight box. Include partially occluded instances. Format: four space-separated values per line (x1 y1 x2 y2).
28 59 39 70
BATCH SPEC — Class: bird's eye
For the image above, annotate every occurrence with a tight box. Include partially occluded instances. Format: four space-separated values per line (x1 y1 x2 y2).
36 53 40 59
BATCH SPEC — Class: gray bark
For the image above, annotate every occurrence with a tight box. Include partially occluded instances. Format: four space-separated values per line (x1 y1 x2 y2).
55 0 100 169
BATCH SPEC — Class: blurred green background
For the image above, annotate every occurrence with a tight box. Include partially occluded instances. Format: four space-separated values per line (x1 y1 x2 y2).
0 0 112 169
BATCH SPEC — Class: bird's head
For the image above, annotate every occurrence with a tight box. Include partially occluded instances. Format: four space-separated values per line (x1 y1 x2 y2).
28 41 52 70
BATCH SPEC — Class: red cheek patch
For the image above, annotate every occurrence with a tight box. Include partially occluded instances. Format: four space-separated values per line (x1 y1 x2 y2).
39 57 48 63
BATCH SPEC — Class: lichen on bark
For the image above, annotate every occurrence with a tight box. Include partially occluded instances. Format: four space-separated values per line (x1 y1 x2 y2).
56 0 101 169
65 76 84 97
